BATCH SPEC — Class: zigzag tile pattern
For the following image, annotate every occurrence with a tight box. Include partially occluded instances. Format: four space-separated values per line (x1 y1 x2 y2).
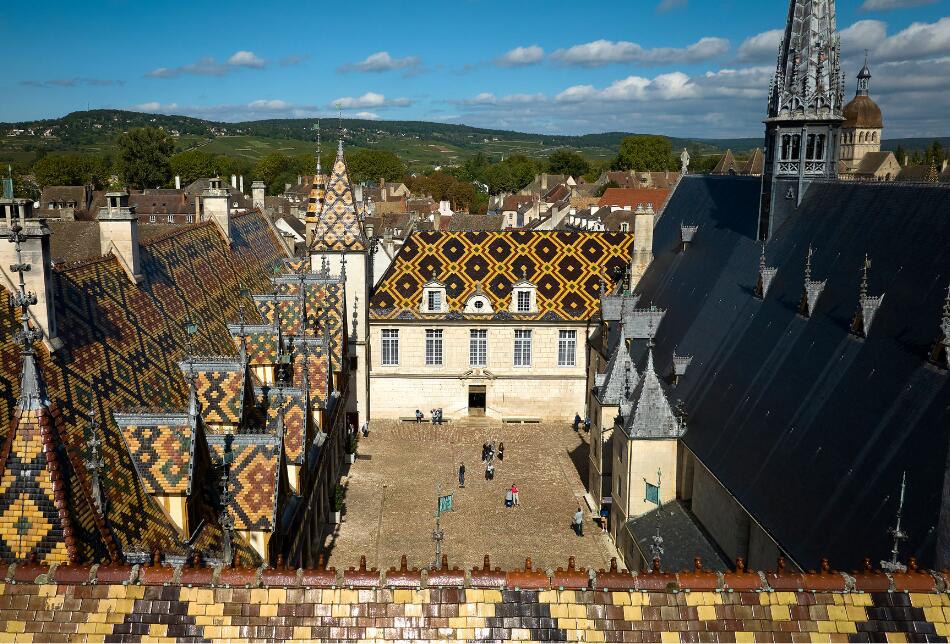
370 231 634 321
117 416 194 495
311 151 366 252
0 213 284 559
208 435 282 531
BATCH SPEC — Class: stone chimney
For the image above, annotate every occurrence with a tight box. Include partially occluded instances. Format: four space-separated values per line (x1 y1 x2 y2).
239 175 244 194
0 199 62 350
98 191 143 284
231 174 238 189
630 205 655 290
202 177 232 242
175 175 181 190
252 180 266 211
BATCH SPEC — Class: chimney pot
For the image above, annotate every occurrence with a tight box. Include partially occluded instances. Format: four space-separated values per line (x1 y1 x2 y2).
175 175 181 190
231 174 237 189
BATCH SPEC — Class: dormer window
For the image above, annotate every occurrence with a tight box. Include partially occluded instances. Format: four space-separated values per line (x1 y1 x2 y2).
464 284 494 315
421 275 448 314
510 274 538 314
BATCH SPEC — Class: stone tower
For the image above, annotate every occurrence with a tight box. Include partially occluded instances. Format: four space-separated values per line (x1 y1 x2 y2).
758 0 845 240
839 56 884 179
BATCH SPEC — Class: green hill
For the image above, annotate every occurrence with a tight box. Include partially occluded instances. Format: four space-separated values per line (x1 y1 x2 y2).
1 109 945 170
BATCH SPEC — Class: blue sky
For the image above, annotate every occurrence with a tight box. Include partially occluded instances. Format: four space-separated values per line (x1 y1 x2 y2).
1 0 948 137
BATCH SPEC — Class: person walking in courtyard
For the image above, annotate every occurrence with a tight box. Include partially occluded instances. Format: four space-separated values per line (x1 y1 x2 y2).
573 507 584 536
497 442 505 462
361 420 369 438
415 409 423 423
584 416 591 432
481 441 490 462
510 483 519 506
486 460 495 481
458 462 465 488
573 413 581 432
505 487 513 508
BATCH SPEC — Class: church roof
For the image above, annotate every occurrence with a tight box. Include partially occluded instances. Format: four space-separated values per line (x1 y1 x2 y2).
843 95 883 129
0 212 284 563
369 230 634 322
310 145 366 252
856 151 897 176
634 175 950 568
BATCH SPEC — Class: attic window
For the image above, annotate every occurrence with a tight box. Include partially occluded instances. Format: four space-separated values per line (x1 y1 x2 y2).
509 276 538 315
464 285 494 315
421 277 448 314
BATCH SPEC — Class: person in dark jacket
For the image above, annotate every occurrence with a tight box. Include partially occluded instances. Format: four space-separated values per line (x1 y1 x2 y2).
458 462 465 488
573 413 581 432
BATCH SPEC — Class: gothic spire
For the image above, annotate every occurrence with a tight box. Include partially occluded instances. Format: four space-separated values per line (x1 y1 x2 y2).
857 51 871 97
768 0 843 120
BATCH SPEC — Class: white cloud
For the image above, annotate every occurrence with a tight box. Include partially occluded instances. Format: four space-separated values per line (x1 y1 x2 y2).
556 72 698 102
872 16 950 61
338 51 421 73
840 20 890 56
550 36 729 67
135 101 177 112
860 0 937 10
494 45 545 67
227 51 265 68
657 0 687 11
353 111 380 120
736 29 784 63
331 92 411 109
247 99 291 110
146 51 274 78
456 92 546 106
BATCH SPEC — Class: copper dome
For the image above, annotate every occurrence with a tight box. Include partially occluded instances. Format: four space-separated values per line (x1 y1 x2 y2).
843 95 883 129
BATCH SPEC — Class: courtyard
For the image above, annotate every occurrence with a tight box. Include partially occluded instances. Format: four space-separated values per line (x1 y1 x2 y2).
323 419 618 572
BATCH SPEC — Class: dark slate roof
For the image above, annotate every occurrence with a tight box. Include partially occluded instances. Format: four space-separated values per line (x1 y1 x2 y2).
635 176 950 570
625 500 730 572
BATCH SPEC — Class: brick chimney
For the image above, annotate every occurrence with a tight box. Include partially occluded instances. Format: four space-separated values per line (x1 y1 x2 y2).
0 199 62 350
98 191 143 284
252 180 266 211
630 205 655 290
202 177 232 242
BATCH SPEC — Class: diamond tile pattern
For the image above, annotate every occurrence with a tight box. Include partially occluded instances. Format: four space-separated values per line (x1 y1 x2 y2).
116 416 194 495
0 213 284 560
310 150 366 251
208 435 282 531
370 231 634 321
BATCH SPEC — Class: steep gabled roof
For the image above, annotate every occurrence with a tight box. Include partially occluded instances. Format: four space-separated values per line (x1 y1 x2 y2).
207 434 284 532
623 348 681 439
598 327 637 406
711 150 738 175
116 413 196 496
311 144 366 252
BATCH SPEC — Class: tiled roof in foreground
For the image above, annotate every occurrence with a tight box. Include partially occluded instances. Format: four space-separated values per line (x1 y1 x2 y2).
0 556 946 641
370 230 634 321
0 212 285 562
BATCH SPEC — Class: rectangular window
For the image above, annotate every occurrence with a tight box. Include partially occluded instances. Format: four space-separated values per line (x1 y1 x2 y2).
427 290 442 312
558 330 577 367
381 329 399 366
149 215 156 223
513 330 532 367
470 330 487 367
425 329 443 366
516 290 531 313
167 214 174 223
186 215 194 223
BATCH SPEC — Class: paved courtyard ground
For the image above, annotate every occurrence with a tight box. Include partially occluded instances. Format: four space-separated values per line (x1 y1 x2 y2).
323 419 617 572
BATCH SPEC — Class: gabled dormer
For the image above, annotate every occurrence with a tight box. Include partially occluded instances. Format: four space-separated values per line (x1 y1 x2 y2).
421 274 448 314
463 283 494 315
509 272 538 315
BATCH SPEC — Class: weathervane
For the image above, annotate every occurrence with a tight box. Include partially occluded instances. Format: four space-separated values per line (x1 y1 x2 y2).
219 434 235 567
85 400 106 513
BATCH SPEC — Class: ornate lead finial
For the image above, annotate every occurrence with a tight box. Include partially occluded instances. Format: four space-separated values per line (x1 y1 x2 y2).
315 120 322 174
219 433 235 567
880 472 908 573
804 244 813 282
351 296 359 341
8 221 48 410
338 110 346 155
852 254 884 338
800 245 827 318
860 255 870 299
85 400 105 513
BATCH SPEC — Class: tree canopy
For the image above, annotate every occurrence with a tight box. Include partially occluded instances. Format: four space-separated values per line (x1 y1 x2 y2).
116 127 174 189
546 149 590 178
612 135 676 172
32 153 110 189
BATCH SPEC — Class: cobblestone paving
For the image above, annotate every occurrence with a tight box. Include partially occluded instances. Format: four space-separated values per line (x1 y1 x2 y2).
324 419 617 572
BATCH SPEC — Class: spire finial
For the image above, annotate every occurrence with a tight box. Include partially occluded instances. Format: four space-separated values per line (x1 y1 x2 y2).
219 433 235 567
315 120 322 173
759 241 767 274
805 244 814 282
880 471 909 573
860 254 871 299
85 398 105 512
338 110 345 155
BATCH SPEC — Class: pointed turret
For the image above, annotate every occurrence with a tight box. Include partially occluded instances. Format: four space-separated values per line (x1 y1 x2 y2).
305 122 326 246
0 223 117 563
759 0 844 240
624 347 682 439
310 136 366 252
597 327 637 407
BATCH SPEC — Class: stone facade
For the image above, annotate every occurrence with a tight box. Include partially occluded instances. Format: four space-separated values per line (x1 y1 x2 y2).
369 323 588 419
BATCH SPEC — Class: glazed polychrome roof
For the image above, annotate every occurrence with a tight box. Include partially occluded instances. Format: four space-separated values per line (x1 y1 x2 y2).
180 359 249 428
0 212 283 562
370 231 634 321
256 387 308 465
114 413 195 496
310 147 366 252
208 434 283 531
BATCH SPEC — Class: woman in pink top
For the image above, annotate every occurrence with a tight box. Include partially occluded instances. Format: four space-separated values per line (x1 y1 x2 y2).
510 484 519 506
